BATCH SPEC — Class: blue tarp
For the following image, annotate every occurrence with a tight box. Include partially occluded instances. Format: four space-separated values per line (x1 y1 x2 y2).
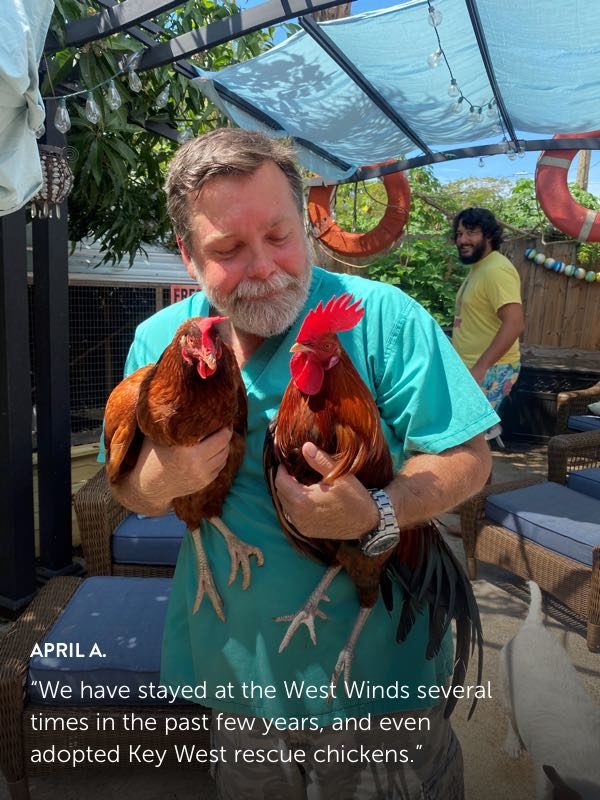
192 0 600 180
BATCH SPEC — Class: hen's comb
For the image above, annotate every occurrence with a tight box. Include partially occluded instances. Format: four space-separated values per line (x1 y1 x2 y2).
199 315 228 332
296 293 364 341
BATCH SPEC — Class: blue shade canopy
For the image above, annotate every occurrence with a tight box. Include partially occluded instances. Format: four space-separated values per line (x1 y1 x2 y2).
192 0 600 181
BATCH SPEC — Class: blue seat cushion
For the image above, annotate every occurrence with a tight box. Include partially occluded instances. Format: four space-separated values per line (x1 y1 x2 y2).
28 577 172 704
485 481 600 566
567 468 600 501
112 511 186 565
568 414 600 432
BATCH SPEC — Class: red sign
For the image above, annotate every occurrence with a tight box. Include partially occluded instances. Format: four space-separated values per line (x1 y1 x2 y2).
170 284 200 304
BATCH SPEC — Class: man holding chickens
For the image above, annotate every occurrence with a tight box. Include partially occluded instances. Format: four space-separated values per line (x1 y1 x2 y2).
107 128 497 799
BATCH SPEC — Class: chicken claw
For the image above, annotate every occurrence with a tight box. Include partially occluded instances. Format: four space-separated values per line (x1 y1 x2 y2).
209 516 264 590
276 565 342 651
328 606 373 698
190 528 225 621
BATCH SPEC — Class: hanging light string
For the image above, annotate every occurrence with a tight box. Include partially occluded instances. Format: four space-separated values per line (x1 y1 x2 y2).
41 50 174 135
427 0 525 153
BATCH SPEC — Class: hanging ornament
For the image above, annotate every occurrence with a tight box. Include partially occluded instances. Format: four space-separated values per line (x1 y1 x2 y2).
85 92 101 124
106 79 122 111
155 83 170 109
30 145 75 219
54 98 71 133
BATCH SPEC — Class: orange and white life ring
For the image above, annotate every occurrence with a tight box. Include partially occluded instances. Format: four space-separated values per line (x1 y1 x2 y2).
535 131 600 242
307 166 410 257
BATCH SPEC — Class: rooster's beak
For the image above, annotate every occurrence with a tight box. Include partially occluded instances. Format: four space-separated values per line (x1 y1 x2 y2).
290 342 311 353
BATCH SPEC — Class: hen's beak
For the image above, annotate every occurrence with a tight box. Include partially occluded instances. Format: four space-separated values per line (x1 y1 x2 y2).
290 342 311 354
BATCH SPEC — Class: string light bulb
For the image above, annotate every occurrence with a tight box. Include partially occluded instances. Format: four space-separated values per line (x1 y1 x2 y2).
468 106 480 123
106 79 122 111
451 96 464 114
84 92 101 124
427 49 442 68
447 79 459 98
155 83 170 109
54 98 71 133
177 128 193 144
427 4 443 26
478 157 485 168
486 101 496 118
128 67 142 93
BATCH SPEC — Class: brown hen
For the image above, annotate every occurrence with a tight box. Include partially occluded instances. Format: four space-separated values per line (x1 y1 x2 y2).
104 315 263 620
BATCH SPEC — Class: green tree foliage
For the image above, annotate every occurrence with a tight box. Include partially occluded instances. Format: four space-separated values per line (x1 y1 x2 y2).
45 0 275 264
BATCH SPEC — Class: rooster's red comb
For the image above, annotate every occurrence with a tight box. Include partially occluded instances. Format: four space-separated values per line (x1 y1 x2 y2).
296 293 364 341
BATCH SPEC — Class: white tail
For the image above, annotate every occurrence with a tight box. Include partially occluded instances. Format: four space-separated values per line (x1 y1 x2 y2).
524 580 543 627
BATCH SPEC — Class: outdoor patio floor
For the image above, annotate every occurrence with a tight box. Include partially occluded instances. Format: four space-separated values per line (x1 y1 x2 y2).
1 443 598 800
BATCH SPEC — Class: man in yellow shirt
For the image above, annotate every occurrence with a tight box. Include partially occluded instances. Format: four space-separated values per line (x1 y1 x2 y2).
452 208 524 413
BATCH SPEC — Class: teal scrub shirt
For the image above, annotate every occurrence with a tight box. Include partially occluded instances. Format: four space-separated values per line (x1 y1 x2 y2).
104 267 498 725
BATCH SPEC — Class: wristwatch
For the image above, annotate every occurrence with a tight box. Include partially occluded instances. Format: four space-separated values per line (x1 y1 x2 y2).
360 489 401 557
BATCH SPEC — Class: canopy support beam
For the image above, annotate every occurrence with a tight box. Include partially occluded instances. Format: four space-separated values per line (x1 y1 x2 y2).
138 0 352 72
464 0 517 145
298 15 433 158
305 137 600 184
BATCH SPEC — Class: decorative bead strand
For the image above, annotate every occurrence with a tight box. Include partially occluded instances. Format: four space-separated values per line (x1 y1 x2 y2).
524 248 600 283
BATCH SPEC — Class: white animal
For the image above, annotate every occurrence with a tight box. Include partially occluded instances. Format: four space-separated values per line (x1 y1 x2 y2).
499 581 600 800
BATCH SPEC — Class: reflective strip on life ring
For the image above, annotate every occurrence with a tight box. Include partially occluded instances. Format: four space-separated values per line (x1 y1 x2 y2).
535 131 600 242
307 167 410 257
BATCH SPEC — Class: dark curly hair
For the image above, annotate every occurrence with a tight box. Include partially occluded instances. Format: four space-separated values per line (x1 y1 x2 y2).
452 207 503 250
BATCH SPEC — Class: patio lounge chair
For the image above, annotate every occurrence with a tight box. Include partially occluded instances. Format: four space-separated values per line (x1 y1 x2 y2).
460 430 600 651
555 379 600 434
73 468 185 577
0 576 210 800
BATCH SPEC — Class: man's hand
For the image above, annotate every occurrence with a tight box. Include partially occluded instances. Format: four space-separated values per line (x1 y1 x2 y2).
111 426 233 515
274 442 378 540
470 363 488 386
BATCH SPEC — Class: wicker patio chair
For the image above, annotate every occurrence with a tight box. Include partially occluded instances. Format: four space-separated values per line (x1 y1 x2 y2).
0 577 211 800
73 467 179 577
460 430 600 651
555 379 600 434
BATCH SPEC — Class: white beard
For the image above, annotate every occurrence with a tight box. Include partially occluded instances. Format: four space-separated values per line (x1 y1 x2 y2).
199 266 311 338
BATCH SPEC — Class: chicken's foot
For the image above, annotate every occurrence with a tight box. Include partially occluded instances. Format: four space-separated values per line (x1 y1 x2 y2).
209 516 264 590
276 565 342 651
190 528 225 621
329 606 373 699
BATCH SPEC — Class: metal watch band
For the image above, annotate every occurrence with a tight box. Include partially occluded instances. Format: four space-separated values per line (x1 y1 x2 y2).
360 488 401 557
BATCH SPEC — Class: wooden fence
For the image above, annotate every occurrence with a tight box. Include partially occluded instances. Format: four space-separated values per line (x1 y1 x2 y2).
502 237 600 373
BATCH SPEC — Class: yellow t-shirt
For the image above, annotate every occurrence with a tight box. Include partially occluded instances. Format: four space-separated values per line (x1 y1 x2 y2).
452 250 521 369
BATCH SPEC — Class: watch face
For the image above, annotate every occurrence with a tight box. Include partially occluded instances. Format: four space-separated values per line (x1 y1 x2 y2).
362 531 400 557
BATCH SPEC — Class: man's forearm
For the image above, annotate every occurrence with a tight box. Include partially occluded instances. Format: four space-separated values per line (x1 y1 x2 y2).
385 434 491 528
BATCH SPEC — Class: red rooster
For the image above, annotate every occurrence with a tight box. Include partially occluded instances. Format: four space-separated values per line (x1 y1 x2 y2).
104 316 263 620
264 294 482 717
